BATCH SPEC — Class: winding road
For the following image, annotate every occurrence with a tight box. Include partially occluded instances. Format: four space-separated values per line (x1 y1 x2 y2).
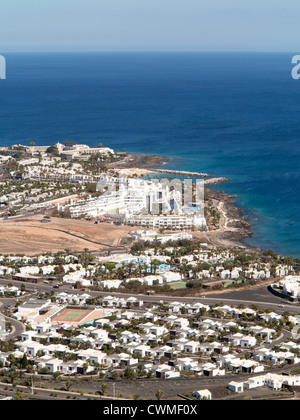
0 298 25 341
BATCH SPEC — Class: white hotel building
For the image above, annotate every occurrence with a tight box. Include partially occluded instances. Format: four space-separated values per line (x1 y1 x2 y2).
65 177 207 231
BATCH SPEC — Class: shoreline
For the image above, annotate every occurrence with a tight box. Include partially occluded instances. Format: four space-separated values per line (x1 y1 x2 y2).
111 152 258 253
201 187 257 252
108 153 169 170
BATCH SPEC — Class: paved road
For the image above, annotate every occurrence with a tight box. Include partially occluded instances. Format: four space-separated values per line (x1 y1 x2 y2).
205 285 285 305
21 362 298 400
0 278 299 314
0 297 25 341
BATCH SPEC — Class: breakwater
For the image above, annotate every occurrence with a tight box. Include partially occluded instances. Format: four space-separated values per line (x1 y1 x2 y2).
151 169 229 185
204 177 230 186
151 168 213 178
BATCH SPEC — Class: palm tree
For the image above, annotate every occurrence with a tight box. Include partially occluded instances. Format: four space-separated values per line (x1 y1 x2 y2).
127 262 134 277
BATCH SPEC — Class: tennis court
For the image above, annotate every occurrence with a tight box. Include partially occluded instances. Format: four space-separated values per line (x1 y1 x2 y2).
168 281 187 290
52 307 92 323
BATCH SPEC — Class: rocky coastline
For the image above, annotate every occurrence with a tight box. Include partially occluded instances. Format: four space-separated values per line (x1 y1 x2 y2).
110 152 257 253
108 153 168 169
202 188 256 252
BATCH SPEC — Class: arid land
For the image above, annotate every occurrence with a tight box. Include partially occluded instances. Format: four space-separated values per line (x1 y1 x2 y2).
0 216 133 255
200 188 254 251
0 153 256 255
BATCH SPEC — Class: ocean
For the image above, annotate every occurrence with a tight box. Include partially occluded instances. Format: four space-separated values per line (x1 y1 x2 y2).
1 52 300 257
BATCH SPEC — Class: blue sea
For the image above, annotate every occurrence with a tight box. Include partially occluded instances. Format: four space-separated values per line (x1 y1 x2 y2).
1 52 300 257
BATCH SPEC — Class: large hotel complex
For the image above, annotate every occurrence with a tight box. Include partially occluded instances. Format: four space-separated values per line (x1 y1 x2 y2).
63 175 207 231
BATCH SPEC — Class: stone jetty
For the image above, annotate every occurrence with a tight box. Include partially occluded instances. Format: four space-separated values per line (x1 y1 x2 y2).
151 168 214 178
150 169 230 185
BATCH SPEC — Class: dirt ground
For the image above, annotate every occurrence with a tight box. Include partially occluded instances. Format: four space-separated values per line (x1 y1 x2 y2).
0 182 256 257
0 216 133 255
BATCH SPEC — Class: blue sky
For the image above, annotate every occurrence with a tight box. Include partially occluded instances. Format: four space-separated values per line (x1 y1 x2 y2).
1 0 300 52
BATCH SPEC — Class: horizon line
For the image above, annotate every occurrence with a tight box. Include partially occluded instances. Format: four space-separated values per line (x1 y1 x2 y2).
1 50 298 54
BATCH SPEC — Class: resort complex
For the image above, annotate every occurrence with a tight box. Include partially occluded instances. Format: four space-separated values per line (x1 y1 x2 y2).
0 142 300 402
66 176 207 231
